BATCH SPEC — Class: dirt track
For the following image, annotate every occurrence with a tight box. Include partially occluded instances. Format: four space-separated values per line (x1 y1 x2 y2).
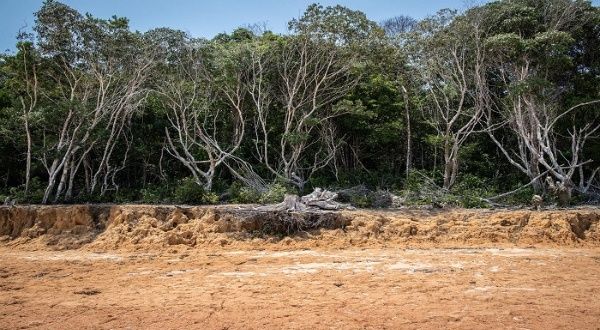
1 205 600 329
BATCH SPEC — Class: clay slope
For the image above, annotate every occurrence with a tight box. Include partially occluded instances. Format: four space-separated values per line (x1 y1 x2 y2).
0 205 599 250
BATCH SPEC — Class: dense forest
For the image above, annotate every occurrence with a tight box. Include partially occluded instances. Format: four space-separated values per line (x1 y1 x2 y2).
0 0 599 207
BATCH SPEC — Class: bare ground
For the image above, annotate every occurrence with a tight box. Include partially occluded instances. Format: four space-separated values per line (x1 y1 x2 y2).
1 205 600 329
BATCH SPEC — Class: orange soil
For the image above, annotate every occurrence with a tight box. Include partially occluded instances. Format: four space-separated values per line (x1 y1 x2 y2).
1 246 600 329
1 205 599 329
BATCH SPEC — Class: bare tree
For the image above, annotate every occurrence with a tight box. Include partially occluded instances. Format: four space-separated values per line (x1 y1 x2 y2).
485 86 600 194
410 10 486 189
14 39 38 196
401 85 412 178
32 7 155 203
250 37 358 191
159 40 246 191
39 47 153 202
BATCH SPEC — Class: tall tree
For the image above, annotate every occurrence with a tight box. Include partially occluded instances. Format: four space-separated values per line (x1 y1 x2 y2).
155 31 248 191
408 10 487 189
31 1 154 202
481 0 600 195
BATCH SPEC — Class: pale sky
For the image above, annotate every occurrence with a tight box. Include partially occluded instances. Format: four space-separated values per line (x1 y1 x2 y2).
1 0 598 52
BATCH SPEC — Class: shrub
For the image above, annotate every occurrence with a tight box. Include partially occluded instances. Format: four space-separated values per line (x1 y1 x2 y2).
228 181 297 204
173 177 209 204
451 174 496 208
202 192 220 204
8 177 45 204
399 171 496 208
229 182 261 204
336 185 374 208
501 185 535 206
351 194 373 208
259 183 294 204
140 184 172 204
399 170 447 206
112 189 139 203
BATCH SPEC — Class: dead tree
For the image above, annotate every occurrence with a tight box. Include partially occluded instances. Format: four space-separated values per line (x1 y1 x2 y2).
257 188 352 211
493 93 599 193
480 0 600 199
484 63 600 195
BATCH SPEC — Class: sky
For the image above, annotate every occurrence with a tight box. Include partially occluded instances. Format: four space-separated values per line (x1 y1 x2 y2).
1 0 598 52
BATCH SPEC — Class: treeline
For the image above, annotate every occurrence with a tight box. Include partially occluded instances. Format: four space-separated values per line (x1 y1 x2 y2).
0 0 599 206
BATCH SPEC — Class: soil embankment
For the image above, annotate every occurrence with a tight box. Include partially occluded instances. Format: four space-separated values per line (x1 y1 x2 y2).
0 204 599 250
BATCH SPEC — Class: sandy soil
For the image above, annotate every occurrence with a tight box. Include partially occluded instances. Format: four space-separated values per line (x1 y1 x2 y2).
1 246 600 329
2 205 600 250
1 205 600 329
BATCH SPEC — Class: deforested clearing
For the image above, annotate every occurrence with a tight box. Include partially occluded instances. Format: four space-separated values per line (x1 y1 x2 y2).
2 0 600 328
1 205 600 329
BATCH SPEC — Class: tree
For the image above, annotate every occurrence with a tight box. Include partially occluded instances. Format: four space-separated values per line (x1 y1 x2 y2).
3 38 41 196
408 10 487 189
248 36 358 191
31 1 154 202
381 16 417 36
155 31 247 191
481 0 600 196
1 0 598 205
288 3 385 46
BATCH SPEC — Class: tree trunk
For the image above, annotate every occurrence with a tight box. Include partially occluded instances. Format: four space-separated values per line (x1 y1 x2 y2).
53 157 70 203
529 159 542 193
443 162 453 190
443 141 453 190
402 86 412 179
42 174 56 204
24 116 32 196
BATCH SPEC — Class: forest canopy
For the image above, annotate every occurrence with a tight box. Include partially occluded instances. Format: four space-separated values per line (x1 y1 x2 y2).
0 0 599 207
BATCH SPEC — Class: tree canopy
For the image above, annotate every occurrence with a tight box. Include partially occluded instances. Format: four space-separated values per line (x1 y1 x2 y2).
1 0 599 207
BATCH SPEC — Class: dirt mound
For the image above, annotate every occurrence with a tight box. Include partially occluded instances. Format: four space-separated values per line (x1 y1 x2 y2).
0 205 599 250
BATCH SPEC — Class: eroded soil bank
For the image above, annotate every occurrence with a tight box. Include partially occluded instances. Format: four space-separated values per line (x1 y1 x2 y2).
0 204 599 250
1 205 600 329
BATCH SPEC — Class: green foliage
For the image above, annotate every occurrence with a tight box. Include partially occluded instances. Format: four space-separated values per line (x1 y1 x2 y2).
259 183 295 204
282 132 310 145
349 194 373 208
450 175 496 208
400 171 496 208
7 178 46 204
484 33 526 58
137 178 219 205
173 178 217 205
0 0 598 207
140 184 173 204
228 182 296 204
501 186 536 206
228 182 261 204
289 3 385 45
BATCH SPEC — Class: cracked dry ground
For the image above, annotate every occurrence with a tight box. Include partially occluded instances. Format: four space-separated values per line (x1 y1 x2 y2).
1 246 600 329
